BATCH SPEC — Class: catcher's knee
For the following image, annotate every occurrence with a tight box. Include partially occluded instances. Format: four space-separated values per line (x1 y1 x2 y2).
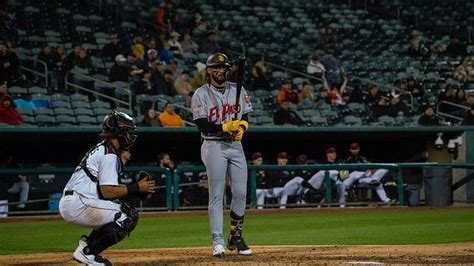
117 204 139 233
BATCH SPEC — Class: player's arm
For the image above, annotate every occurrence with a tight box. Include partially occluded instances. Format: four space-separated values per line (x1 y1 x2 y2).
100 179 155 199
98 155 155 199
194 118 242 133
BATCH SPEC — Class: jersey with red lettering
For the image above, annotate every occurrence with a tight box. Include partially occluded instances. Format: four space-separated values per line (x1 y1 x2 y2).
191 82 252 139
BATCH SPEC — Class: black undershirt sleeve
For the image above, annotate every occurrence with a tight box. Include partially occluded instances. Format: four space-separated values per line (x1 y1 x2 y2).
194 114 249 133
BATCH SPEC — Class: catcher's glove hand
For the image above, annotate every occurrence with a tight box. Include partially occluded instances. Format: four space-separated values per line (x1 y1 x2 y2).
135 171 155 202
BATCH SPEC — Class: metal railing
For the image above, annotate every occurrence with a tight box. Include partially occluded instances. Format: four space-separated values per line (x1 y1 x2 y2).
436 100 470 124
65 70 133 113
2 163 474 215
0 167 172 214
18 54 49 87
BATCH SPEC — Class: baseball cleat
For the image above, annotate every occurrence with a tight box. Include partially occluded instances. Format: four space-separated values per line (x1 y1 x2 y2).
73 236 111 266
227 237 252 256
213 244 225 258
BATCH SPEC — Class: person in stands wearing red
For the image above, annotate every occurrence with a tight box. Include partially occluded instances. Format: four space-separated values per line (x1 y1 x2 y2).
0 93 22 125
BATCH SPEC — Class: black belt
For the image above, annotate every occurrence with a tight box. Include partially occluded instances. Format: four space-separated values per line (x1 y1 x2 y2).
64 190 74 196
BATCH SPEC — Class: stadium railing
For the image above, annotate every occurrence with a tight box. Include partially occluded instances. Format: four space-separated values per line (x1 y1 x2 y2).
18 54 49 88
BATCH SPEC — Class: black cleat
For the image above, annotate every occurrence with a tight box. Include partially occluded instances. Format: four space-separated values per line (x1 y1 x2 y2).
227 237 252 256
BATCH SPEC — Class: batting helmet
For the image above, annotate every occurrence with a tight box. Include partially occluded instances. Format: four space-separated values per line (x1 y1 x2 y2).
101 111 137 149
206 53 231 69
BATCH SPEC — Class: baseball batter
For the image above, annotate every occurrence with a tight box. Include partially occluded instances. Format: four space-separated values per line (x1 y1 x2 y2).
59 111 155 265
191 53 253 257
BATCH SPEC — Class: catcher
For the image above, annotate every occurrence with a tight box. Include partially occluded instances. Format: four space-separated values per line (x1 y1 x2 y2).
59 111 155 265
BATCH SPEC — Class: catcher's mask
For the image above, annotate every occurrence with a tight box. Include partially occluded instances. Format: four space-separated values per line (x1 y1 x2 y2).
100 110 137 149
205 53 231 84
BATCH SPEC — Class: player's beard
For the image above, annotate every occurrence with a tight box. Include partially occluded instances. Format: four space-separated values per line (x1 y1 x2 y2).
210 69 226 87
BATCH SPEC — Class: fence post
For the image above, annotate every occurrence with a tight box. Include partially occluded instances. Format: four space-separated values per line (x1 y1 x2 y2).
249 169 257 207
173 168 180 211
397 167 405 205
324 171 332 204
165 168 173 211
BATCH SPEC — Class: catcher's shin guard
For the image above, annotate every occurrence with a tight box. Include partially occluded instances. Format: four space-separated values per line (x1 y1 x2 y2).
86 210 139 255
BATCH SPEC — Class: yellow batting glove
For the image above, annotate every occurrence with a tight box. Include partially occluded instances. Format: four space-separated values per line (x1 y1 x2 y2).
239 120 249 131
222 120 241 132
233 126 245 141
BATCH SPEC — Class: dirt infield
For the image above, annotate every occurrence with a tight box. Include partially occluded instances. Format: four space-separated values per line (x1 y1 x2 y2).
1 243 473 265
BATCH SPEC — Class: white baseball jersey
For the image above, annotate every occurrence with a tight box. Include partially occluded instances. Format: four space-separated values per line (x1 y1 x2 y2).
191 82 253 140
63 141 122 199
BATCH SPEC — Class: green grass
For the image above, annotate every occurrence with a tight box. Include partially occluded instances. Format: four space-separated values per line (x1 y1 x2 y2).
1 208 473 255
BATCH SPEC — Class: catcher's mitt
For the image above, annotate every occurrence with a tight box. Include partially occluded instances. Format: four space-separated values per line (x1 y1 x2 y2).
135 171 154 202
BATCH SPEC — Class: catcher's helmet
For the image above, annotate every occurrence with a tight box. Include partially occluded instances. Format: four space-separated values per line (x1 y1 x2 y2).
101 111 137 148
206 53 231 68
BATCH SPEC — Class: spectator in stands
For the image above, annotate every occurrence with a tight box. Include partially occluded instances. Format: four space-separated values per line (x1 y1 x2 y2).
140 107 160 127
251 61 271 90
159 102 184 128
188 10 209 38
0 41 20 85
37 44 55 70
156 69 176 96
156 152 175 189
53 45 67 92
306 55 326 79
396 80 412 105
159 41 175 62
140 49 161 71
199 31 220 54
455 87 467 106
445 35 467 58
466 92 474 107
180 32 199 57
276 79 298 104
191 62 207 90
386 94 409 117
155 0 180 34
365 84 382 106
109 54 130 82
418 106 441 126
168 31 183 59
438 84 457 113
174 70 193 97
372 98 389 118
132 36 145 61
274 99 305 126
453 56 474 82
132 69 154 95
185 91 194 108
0 13 19 46
321 50 344 84
37 44 56 90
407 36 431 60
462 105 474 125
73 48 93 74
0 82 7 97
315 86 331 105
339 143 392 207
323 73 347 106
297 81 315 109
64 42 81 71
0 94 22 125
169 60 183 81
101 34 122 60
406 77 424 98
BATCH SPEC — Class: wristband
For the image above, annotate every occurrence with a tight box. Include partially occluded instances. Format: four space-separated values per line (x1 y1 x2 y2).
127 183 139 196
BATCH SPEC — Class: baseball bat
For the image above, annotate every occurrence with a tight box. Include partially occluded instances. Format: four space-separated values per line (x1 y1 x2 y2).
233 55 246 120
